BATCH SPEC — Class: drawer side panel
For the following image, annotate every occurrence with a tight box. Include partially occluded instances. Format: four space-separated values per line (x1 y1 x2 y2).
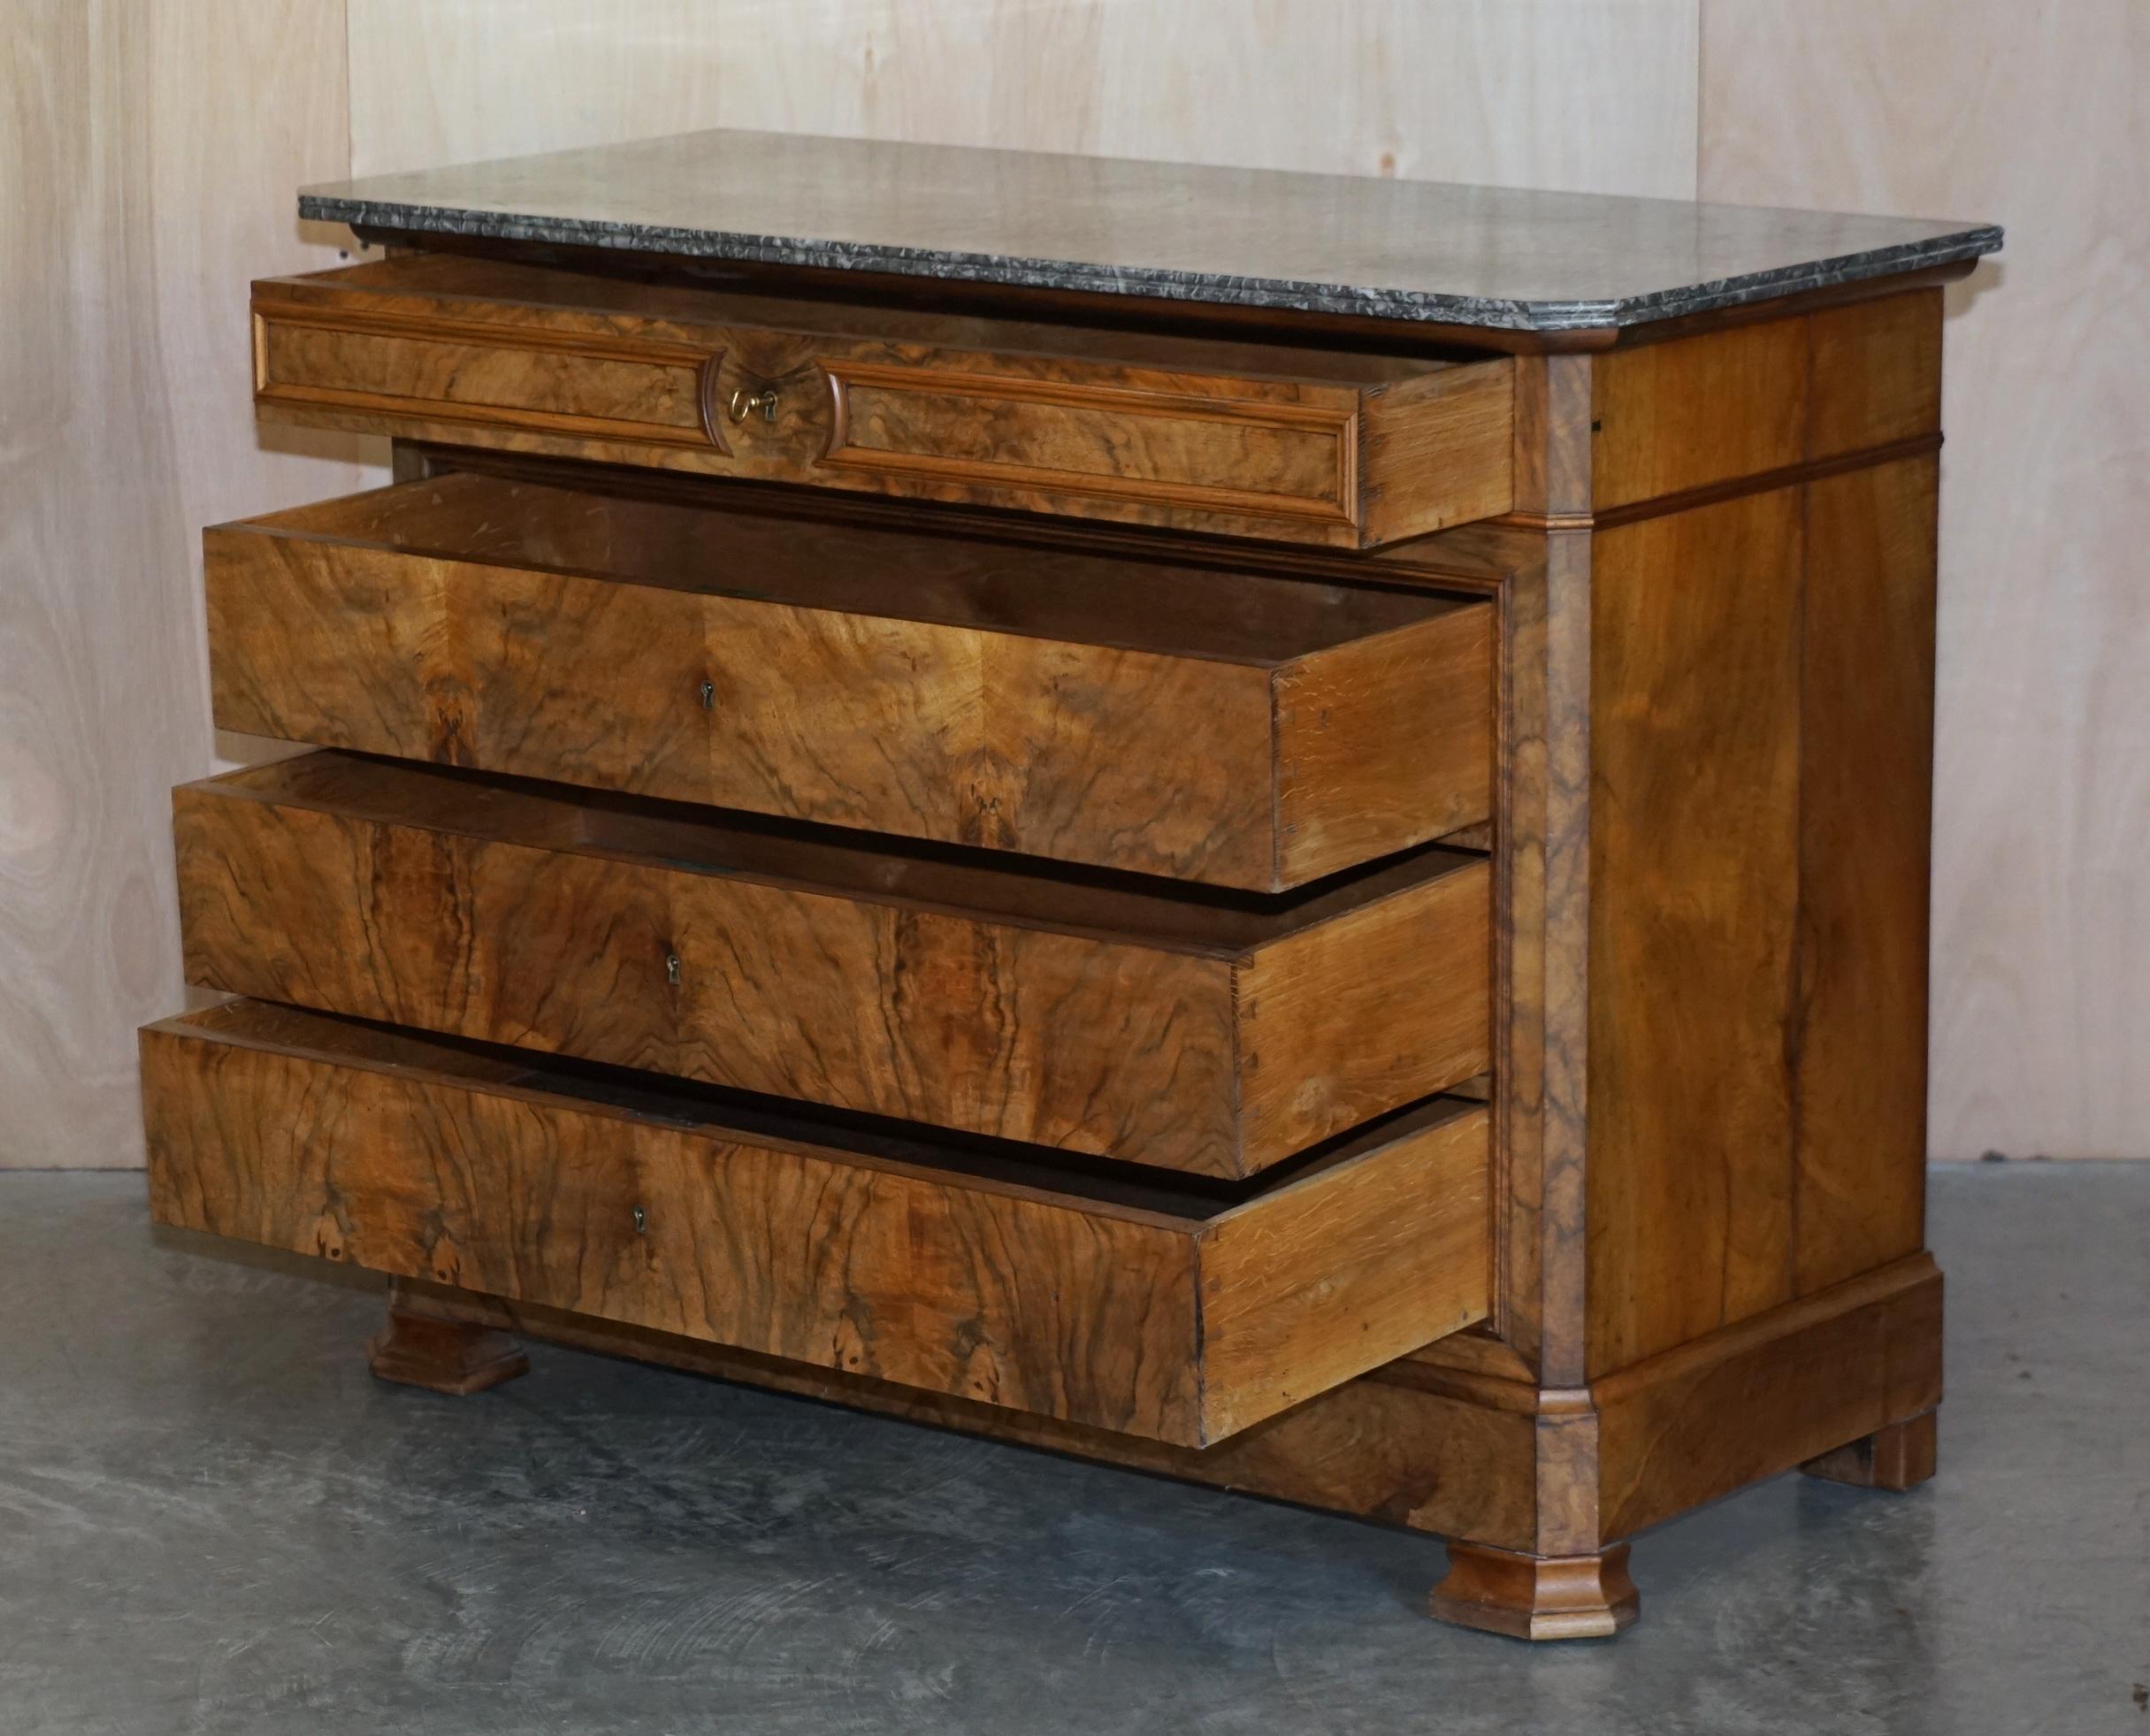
1197 1104 1491 1439
1274 604 1496 885
1236 860 1493 1166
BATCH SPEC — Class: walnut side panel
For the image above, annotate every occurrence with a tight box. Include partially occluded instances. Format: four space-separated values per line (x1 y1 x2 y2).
1587 489 1804 1374
1585 330 1946 1375
1806 292 1943 458
1792 456 1940 1293
1588 291 1942 516
1591 320 1809 511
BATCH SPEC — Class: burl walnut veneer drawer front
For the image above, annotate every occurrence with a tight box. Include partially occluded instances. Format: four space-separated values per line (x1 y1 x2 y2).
206 473 1493 890
142 1000 1490 1446
176 753 1490 1180
250 256 1514 548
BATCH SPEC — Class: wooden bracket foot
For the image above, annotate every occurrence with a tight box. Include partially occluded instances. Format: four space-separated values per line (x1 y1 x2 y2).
368 1304 530 1396
1800 1409 1937 1490
1429 1541 1639 1640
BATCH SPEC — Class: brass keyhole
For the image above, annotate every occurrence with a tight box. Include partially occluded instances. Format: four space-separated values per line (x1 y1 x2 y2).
727 383 780 424
665 953 682 986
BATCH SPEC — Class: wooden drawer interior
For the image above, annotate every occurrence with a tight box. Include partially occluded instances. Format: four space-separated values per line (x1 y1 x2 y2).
207 472 1493 888
142 999 1490 1447
251 254 1514 547
176 752 1489 1179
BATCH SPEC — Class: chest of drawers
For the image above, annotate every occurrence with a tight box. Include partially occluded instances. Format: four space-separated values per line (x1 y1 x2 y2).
141 129 2000 1640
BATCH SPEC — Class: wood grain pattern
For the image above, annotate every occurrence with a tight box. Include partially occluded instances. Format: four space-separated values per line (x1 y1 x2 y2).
0 1 373 1170
142 999 1492 1445
1343 359 1519 542
1589 291 1946 516
1595 1253 1942 1538
1236 868 1491 1171
821 361 1356 524
1198 1106 1487 1436
1703 0 2149 1159
204 471 1495 887
1428 367 1570 1377
1401 374 1595 1398
1591 317 1809 510
1428 1541 1638 1641
1587 441 1947 1375
1794 457 1939 1292
174 752 1491 1176
1274 602 1496 884
256 310 711 441
1501 359 1596 1380
1588 487 1805 1374
273 254 1478 394
1806 292 1943 458
252 256 1516 547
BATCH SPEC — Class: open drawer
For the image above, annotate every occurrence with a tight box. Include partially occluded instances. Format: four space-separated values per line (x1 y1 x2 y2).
251 254 1514 548
142 1000 1489 1447
206 471 1493 889
174 753 1488 1179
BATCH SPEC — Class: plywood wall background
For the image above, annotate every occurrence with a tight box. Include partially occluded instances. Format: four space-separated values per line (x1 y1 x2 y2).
2 0 2140 1165
1 3 373 1171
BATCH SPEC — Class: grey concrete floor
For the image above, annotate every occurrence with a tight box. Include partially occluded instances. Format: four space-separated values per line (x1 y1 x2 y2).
0 1166 2144 1735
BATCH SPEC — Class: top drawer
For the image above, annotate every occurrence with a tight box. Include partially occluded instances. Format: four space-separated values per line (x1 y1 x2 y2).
252 256 1514 549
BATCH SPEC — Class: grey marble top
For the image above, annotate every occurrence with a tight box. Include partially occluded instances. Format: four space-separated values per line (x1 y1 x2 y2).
301 130 2001 334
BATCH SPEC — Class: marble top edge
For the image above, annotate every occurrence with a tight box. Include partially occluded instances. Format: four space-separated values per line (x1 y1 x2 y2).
298 192 2001 333
297 129 2003 334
